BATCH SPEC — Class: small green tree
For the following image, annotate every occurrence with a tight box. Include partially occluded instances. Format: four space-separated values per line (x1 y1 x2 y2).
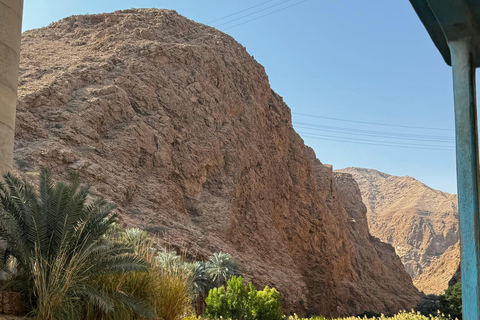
204 276 282 320
205 276 248 320
250 286 282 320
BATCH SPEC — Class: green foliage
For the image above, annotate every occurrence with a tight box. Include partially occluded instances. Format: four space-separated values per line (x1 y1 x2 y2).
204 286 229 319
206 252 240 287
250 285 282 320
415 283 462 320
161 251 239 300
444 283 462 320
204 276 282 320
0 170 152 320
186 261 211 296
91 226 192 320
415 294 445 317
205 276 247 320
157 250 184 271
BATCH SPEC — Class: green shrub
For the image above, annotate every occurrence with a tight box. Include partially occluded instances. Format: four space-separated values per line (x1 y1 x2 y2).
415 283 463 320
444 283 462 320
204 276 282 320
415 294 446 317
249 285 282 320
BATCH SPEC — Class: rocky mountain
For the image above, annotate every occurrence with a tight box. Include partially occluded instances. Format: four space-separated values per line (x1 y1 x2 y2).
13 9 420 316
413 241 460 294
337 167 459 293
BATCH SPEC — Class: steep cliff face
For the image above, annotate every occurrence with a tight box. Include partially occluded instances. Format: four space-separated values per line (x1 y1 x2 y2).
337 167 459 293
14 9 420 316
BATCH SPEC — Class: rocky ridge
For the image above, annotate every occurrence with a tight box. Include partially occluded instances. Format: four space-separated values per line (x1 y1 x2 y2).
337 167 459 294
14 9 420 316
413 241 460 294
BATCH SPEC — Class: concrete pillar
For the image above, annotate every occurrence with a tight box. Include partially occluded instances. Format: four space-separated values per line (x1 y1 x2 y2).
0 0 23 176
450 39 480 320
0 0 23 281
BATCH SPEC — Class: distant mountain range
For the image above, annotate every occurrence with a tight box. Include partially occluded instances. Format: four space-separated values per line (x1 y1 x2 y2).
337 167 459 294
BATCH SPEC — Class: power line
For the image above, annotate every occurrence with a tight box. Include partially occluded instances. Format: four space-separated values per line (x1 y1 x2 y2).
207 0 280 24
294 122 455 142
214 0 294 28
157 0 304 45
293 112 455 132
223 1 309 31
153 0 309 54
298 132 455 151
298 131 454 149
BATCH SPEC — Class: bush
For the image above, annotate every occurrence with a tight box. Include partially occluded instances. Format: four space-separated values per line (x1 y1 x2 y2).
204 276 282 320
415 294 445 317
444 283 462 320
415 283 462 320
249 285 282 320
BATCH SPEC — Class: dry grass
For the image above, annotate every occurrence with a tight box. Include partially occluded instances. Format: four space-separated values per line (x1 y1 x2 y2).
91 229 192 320
32 244 88 319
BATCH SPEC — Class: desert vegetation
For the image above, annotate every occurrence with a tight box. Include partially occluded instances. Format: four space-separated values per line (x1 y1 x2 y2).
0 171 463 320
0 170 241 319
414 283 462 320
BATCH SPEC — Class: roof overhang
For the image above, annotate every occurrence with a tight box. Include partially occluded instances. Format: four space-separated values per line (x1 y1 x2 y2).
409 0 480 67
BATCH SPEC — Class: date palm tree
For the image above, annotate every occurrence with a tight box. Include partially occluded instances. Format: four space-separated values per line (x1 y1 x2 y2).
206 252 240 287
0 169 154 319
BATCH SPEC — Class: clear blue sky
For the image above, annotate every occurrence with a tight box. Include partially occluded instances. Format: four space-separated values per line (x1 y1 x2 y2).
23 0 479 194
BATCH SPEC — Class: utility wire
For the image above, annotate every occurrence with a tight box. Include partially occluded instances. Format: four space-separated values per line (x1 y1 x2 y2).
156 0 309 55
294 112 454 132
207 0 280 24
298 131 454 149
214 0 294 28
156 0 307 48
296 125 455 144
223 0 309 31
298 132 455 151
294 122 455 142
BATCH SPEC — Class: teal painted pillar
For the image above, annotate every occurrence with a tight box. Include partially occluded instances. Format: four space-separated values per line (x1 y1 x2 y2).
450 39 480 320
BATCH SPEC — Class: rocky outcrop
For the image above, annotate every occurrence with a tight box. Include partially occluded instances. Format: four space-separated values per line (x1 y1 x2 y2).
14 9 420 316
413 241 460 294
337 167 459 293
448 261 461 287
